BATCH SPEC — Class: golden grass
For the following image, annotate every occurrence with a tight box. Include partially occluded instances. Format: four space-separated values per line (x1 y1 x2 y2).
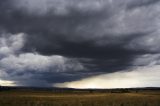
0 91 160 106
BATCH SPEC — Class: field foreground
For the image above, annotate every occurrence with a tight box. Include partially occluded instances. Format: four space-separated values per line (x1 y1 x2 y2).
0 89 160 106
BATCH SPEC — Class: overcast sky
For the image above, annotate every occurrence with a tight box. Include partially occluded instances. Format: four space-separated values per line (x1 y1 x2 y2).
0 0 160 88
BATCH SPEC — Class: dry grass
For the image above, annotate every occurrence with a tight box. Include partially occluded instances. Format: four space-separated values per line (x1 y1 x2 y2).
0 90 160 106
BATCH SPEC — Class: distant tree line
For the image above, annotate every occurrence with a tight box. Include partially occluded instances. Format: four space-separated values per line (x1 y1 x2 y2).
0 86 160 93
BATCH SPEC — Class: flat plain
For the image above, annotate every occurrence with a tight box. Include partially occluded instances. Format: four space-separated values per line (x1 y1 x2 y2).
0 89 160 106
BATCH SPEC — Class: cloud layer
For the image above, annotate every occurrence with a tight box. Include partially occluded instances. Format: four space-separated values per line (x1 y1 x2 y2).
55 66 160 88
0 33 84 86
0 0 160 87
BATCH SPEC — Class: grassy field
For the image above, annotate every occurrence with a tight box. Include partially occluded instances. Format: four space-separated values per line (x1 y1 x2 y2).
0 90 160 106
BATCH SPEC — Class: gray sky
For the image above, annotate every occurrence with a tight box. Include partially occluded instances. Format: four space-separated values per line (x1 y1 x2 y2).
0 0 160 88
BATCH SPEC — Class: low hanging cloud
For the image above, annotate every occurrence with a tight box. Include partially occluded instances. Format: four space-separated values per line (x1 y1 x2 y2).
55 53 160 88
0 53 84 73
0 33 84 86
54 65 160 89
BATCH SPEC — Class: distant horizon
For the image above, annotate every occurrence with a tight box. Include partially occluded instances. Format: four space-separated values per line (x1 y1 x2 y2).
1 85 160 89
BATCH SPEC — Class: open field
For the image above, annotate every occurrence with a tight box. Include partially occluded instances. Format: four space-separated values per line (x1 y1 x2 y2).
0 89 160 106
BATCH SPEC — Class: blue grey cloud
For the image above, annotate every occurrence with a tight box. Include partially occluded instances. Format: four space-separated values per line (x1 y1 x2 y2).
0 0 160 87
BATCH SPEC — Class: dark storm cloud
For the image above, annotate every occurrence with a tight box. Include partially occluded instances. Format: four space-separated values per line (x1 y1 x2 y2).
127 0 160 9
0 0 160 86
